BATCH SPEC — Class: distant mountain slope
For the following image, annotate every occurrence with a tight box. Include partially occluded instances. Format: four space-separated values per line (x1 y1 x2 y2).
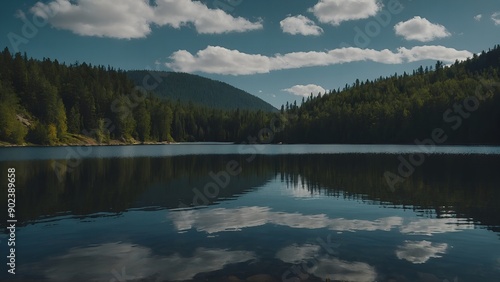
127 71 276 111
277 45 500 144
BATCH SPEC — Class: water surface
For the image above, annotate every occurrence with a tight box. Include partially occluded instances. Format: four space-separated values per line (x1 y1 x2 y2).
2 143 500 161
1 145 500 281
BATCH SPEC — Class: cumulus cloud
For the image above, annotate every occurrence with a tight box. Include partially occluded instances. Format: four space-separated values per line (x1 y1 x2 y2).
280 15 323 36
23 242 255 281
166 45 473 75
29 0 262 39
396 240 448 264
283 84 327 97
474 14 483 21
152 0 263 34
309 0 382 26
30 0 154 39
397 45 472 62
167 46 271 75
168 206 403 233
394 16 451 42
492 12 500 25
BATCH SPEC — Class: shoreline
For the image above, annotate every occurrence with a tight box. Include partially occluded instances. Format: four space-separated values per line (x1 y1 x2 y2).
1 142 500 148
0 140 177 148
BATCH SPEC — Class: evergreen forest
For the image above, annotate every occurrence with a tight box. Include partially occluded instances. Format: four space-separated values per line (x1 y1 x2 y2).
1 45 499 146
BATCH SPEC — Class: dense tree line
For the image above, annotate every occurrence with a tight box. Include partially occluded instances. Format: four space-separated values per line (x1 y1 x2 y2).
3 154 499 231
127 71 276 111
0 47 279 145
277 45 500 144
1 45 500 146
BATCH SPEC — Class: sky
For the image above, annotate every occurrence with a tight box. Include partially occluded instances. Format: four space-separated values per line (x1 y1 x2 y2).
1 0 499 109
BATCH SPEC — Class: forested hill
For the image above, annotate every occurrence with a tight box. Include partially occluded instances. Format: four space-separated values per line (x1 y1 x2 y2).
1 45 500 146
277 45 500 144
127 71 276 112
0 47 280 145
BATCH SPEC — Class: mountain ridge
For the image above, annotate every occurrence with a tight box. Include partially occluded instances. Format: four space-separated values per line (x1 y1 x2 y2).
127 70 276 112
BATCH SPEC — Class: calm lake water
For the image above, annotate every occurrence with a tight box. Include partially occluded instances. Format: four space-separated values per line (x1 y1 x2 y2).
1 144 500 281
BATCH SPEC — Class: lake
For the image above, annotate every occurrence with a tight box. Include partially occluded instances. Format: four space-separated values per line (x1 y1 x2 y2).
1 144 500 281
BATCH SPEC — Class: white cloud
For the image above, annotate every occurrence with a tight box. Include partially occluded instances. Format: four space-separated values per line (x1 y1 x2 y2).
169 206 403 233
30 0 154 39
152 0 262 34
309 0 382 26
166 45 473 75
167 46 271 75
29 0 262 39
23 242 255 281
280 15 323 36
474 14 483 21
394 16 451 42
283 84 327 97
492 12 500 25
398 45 472 63
396 240 448 264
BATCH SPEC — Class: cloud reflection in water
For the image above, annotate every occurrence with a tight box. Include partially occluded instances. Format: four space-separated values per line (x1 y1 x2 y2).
25 242 255 281
169 206 403 233
395 240 448 264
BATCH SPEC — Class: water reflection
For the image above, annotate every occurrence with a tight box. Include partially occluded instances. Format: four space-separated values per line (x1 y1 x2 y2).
24 242 255 282
308 257 377 282
1 152 500 281
281 175 324 199
2 154 499 230
169 206 403 233
395 240 448 264
399 218 474 235
275 244 321 264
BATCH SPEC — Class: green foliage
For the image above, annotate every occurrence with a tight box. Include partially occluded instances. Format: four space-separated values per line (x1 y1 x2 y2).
0 82 28 144
67 105 81 134
27 122 50 145
151 102 173 142
127 71 277 112
47 124 58 145
1 45 499 146
277 45 500 145
94 118 110 144
56 98 67 139
134 102 151 142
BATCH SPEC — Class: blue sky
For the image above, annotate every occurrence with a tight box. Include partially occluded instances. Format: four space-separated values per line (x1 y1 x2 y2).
1 0 499 109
